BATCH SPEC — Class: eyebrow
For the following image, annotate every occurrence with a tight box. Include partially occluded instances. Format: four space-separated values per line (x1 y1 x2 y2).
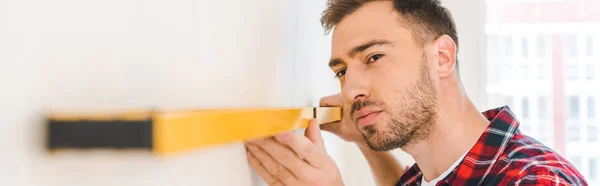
328 58 344 68
328 39 394 68
348 39 394 58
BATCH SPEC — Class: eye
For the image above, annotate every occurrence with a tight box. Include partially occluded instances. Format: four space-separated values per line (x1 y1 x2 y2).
334 68 347 78
367 54 384 63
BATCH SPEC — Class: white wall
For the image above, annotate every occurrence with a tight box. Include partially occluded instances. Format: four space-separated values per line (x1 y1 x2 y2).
0 0 483 185
0 0 311 185
444 0 485 109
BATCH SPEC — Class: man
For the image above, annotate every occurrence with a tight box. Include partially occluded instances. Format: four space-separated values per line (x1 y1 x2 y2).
244 0 587 185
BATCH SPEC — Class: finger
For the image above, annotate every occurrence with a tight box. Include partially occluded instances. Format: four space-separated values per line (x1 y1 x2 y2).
253 138 313 176
274 129 326 167
246 143 297 184
319 121 341 134
246 149 281 186
319 93 343 107
305 119 324 148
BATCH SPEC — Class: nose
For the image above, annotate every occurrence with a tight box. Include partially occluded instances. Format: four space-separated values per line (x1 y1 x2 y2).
342 68 370 104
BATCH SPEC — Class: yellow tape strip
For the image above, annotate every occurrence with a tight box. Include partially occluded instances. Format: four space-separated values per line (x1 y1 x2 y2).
152 107 341 155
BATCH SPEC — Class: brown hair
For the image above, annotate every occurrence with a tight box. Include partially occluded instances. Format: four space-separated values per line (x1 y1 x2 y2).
321 0 459 52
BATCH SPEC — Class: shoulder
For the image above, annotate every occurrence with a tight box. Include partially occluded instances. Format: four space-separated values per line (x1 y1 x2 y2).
510 166 586 185
487 133 587 185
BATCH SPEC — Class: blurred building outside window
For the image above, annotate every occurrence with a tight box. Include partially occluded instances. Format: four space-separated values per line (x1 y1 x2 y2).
484 0 600 183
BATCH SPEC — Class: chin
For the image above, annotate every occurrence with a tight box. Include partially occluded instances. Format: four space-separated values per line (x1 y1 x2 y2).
360 118 415 151
365 136 400 151
361 125 409 151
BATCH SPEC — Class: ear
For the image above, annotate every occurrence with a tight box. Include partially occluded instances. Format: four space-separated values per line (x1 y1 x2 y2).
434 35 457 78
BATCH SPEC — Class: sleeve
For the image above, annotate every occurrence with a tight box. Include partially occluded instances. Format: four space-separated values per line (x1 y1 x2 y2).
510 167 585 186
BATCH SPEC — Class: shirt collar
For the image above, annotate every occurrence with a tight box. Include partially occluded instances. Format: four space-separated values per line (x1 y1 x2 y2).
442 105 521 184
398 106 521 185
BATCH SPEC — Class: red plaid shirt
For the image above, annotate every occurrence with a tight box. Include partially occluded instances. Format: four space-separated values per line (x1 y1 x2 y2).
396 106 587 186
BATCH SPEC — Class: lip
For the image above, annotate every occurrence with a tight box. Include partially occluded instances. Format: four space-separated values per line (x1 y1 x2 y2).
355 110 382 127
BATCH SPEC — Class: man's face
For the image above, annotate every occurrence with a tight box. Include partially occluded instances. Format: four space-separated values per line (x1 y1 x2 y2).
329 1 438 151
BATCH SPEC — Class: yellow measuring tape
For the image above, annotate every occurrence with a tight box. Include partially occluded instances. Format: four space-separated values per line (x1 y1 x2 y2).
47 107 342 156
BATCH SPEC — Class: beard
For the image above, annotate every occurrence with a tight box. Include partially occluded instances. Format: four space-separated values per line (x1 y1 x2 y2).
352 54 438 151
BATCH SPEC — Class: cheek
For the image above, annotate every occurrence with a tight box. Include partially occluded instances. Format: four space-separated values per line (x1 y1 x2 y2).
371 67 409 99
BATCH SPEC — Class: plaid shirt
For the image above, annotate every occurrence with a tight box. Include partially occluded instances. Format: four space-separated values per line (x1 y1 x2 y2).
396 106 588 186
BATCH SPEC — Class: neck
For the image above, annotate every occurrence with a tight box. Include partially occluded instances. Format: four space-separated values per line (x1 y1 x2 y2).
403 80 490 181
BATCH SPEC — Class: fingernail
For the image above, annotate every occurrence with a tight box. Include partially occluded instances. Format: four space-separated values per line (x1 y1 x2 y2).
275 132 291 141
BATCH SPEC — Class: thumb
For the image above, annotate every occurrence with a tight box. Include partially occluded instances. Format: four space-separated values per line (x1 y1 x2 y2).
305 118 324 148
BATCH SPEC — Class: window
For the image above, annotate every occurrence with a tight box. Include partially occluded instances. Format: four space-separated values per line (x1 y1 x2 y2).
590 97 596 119
590 158 597 181
566 35 578 58
504 36 513 57
570 96 580 119
587 36 594 57
567 65 579 80
587 65 595 80
522 37 529 58
568 126 580 142
567 96 581 142
522 98 529 118
537 35 546 58
484 1 600 183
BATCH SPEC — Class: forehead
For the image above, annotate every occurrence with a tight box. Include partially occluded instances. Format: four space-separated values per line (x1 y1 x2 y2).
331 1 414 57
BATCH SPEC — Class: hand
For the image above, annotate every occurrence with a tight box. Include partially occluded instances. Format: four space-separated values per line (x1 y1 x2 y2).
245 119 344 186
319 93 364 145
